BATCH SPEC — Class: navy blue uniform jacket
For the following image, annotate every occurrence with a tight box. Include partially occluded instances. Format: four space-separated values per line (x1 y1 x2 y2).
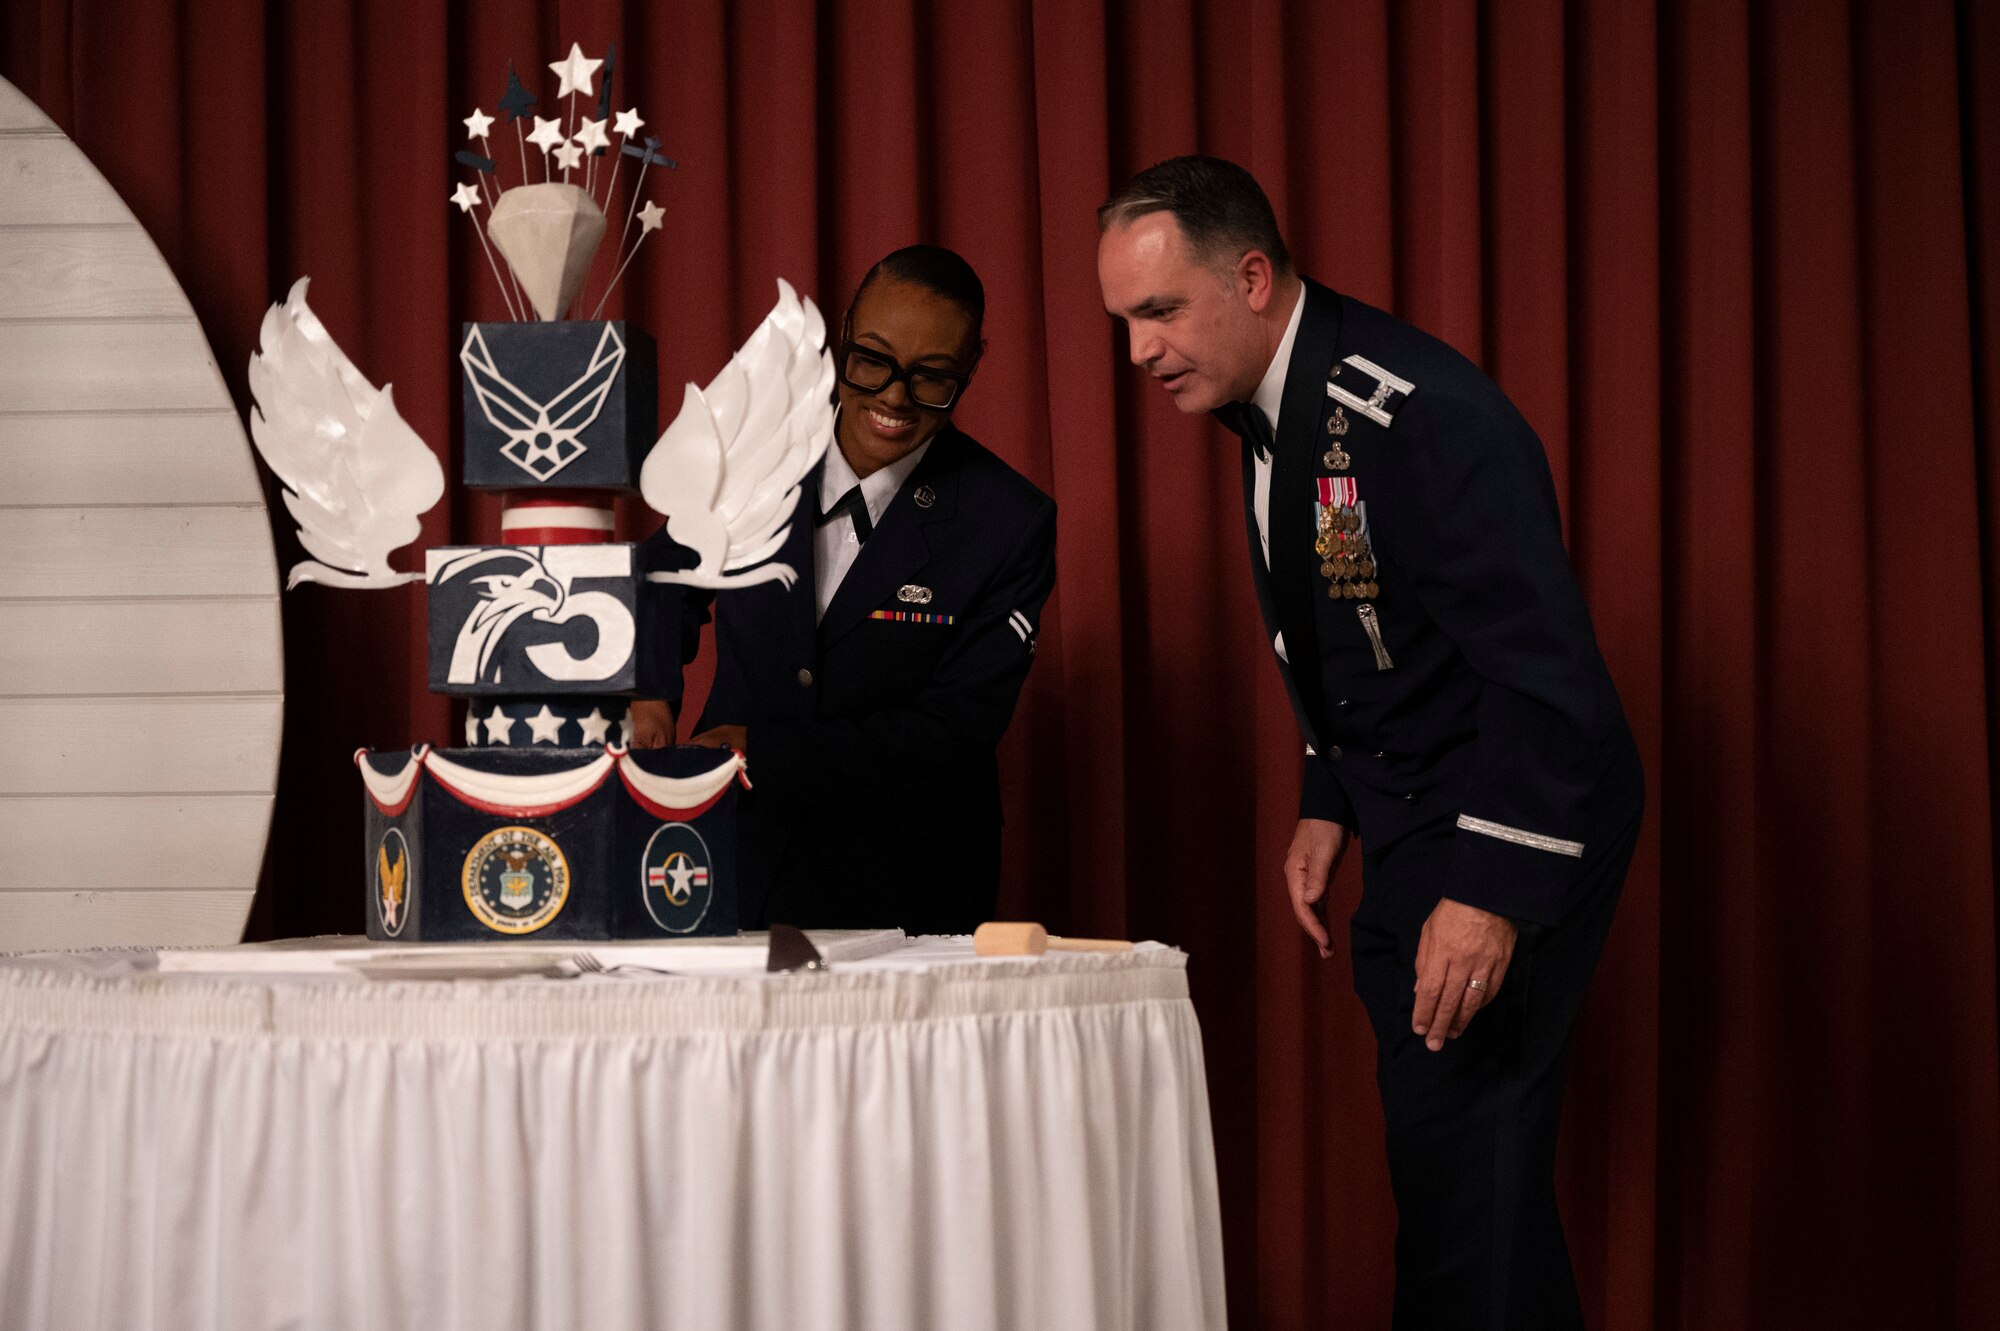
650 425 1056 934
1252 280 1640 927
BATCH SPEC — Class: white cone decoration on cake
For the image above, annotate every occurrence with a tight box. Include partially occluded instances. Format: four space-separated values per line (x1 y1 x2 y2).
487 182 607 321
640 279 836 590
247 278 445 588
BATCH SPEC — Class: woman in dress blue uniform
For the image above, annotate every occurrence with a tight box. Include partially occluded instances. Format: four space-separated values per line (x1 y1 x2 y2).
634 246 1057 936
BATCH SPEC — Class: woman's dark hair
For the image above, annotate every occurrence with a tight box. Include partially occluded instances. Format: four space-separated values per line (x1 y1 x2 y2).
1098 154 1292 275
853 244 986 340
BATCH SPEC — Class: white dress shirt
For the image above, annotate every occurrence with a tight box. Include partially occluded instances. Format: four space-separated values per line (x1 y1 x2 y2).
813 433 933 621
1249 284 1305 660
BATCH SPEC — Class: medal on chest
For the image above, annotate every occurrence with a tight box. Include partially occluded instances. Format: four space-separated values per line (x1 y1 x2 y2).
1313 476 1394 671
1315 478 1378 600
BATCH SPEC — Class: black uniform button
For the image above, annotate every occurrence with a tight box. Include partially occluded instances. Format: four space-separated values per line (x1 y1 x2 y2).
1335 699 1351 710
797 668 814 687
1328 746 1343 761
1374 751 1386 760
1402 792 1416 803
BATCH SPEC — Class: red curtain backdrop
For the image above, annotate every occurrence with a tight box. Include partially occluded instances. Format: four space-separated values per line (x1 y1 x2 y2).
6 1 1998 1325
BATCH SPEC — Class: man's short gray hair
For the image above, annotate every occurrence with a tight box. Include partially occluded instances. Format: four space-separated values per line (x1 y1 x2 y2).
1098 155 1293 275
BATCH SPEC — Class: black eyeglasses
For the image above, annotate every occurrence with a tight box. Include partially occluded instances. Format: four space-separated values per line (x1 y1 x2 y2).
836 342 970 411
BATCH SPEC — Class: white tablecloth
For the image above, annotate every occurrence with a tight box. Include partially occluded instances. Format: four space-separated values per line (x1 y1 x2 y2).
0 938 1224 1331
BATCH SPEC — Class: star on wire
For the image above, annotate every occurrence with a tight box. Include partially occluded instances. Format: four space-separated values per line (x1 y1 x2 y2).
612 108 644 138
464 108 495 141
574 117 611 154
548 42 603 99
554 140 584 172
451 182 523 320
592 197 667 320
527 116 567 153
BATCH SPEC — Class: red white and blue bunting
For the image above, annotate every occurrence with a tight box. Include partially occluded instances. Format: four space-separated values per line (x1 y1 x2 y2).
355 745 748 819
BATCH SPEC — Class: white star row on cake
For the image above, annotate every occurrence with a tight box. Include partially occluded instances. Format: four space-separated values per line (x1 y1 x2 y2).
463 705 628 746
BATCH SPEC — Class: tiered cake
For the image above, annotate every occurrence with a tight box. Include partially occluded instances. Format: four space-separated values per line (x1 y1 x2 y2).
354 307 744 942
245 45 834 943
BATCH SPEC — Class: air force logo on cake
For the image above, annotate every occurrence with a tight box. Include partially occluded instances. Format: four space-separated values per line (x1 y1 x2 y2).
463 825 571 934
641 822 714 933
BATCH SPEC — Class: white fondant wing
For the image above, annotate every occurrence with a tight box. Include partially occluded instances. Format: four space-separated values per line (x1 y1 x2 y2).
639 279 835 589
247 277 445 589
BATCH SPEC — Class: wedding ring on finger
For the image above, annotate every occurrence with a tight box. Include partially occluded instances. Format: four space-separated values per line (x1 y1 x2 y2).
1467 978 1490 992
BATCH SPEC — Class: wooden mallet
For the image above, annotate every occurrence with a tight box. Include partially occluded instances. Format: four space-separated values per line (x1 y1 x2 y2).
972 921 1135 956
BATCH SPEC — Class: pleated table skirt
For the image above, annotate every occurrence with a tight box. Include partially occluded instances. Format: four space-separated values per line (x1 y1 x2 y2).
0 941 1225 1331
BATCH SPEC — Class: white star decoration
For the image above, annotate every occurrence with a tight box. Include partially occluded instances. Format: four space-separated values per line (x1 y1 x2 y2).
578 708 612 745
483 710 517 744
526 705 565 745
553 140 584 172
573 117 611 153
465 708 480 745
527 116 567 153
612 108 644 138
637 200 665 233
613 718 629 746
463 108 495 140
450 181 481 213
548 43 603 99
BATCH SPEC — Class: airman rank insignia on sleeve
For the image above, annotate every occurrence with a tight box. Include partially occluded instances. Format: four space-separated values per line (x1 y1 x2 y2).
1327 354 1416 428
1009 609 1037 653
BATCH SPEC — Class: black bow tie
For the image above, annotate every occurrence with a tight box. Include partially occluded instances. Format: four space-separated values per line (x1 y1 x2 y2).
815 484 873 544
1214 401 1275 459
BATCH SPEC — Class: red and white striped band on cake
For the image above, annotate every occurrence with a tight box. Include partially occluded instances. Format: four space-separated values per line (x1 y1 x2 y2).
500 491 618 545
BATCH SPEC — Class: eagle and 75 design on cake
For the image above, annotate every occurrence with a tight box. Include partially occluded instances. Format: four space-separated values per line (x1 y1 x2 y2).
243 43 832 939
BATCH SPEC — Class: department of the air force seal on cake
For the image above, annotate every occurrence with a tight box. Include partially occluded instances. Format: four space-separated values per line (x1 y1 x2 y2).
640 822 714 933
462 826 571 934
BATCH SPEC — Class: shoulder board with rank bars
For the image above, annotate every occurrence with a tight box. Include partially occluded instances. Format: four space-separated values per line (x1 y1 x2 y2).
1326 354 1416 428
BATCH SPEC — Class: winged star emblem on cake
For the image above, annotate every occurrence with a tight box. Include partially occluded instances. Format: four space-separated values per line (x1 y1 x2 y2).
461 322 626 481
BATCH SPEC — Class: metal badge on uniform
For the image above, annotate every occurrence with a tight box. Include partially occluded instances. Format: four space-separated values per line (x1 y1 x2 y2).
1325 355 1415 428
1323 406 1352 470
897 584 933 604
913 485 936 509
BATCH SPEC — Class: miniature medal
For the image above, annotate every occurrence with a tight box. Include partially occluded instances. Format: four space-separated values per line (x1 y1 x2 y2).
1316 478 1372 600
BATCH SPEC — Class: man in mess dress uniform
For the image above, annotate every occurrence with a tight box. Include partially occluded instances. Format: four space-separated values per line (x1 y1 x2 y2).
1097 155 1643 1328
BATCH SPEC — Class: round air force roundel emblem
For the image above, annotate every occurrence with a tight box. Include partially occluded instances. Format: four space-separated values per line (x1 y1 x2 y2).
641 822 713 934
375 827 411 938
462 826 570 935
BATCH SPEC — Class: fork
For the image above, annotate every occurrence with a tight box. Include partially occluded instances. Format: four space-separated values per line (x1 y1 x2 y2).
568 952 680 978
